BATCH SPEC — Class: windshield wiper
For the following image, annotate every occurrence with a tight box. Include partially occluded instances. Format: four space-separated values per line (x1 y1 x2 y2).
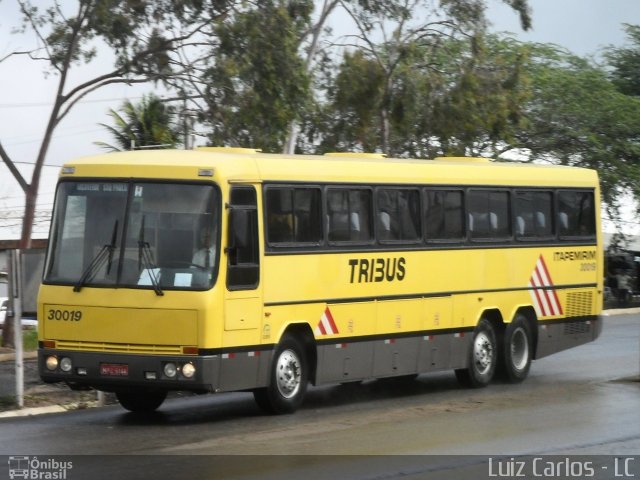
137 216 164 296
73 220 119 292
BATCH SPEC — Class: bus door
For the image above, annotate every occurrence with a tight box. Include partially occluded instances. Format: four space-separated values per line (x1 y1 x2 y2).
224 185 262 332
220 185 264 390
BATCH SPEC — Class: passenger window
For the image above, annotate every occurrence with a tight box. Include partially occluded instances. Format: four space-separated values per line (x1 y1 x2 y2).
266 187 322 245
327 188 373 243
467 190 510 239
376 189 421 242
514 191 553 239
557 191 596 238
424 190 464 241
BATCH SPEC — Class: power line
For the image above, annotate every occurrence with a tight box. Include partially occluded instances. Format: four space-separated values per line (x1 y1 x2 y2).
0 95 146 109
0 204 54 213
10 160 65 167
4 128 106 148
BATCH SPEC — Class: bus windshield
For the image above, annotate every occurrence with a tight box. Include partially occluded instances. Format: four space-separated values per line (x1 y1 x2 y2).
44 181 220 291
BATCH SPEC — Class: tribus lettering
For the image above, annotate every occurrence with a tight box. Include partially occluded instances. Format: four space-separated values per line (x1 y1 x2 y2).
349 257 406 283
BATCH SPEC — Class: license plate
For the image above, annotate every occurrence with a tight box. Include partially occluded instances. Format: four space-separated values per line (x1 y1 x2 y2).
100 363 129 377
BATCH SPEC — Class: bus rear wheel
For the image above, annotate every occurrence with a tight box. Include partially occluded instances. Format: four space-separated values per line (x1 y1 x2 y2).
116 389 167 413
455 318 497 388
500 314 533 383
254 334 308 414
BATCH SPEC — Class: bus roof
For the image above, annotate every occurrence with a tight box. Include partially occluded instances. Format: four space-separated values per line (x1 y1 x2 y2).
60 148 599 188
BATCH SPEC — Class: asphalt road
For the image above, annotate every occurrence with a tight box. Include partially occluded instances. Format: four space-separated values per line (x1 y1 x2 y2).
0 313 638 480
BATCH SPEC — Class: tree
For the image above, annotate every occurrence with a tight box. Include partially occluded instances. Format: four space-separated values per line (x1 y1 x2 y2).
95 94 180 151
430 35 530 157
316 50 385 152
201 1 311 152
0 0 233 250
606 24 640 97
282 0 343 154
505 43 640 221
314 0 531 155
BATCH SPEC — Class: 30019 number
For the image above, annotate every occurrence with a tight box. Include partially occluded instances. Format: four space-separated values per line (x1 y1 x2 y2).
47 309 82 321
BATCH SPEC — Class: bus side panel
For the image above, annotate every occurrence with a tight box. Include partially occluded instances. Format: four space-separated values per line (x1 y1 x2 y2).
534 316 602 359
316 341 374 384
534 278 603 359
315 329 473 385
374 299 421 377
417 334 451 372
217 350 273 391
418 296 453 372
373 337 420 378
315 302 376 384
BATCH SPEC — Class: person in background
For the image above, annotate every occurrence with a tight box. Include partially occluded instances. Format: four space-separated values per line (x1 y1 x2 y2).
616 270 631 305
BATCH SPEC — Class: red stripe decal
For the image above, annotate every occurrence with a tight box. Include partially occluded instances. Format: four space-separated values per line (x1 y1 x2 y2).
539 255 563 315
318 320 327 335
324 307 339 334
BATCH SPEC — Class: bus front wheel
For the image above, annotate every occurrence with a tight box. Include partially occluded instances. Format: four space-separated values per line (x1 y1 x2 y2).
254 334 308 414
500 314 533 383
455 318 497 388
116 389 167 413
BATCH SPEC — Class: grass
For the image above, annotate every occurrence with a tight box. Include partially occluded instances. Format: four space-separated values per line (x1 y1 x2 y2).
0 328 38 351
0 396 16 410
23 329 38 351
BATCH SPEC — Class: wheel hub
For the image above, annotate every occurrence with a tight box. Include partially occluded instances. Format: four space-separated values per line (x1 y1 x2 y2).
474 332 494 375
510 327 529 371
275 349 301 399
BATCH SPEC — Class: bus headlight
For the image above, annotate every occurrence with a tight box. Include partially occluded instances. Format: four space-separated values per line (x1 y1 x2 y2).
163 362 177 378
60 357 73 373
46 356 59 371
181 362 196 379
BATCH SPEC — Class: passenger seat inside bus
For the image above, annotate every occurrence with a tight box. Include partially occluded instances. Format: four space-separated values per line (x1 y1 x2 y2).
516 216 526 236
379 211 392 240
468 212 499 235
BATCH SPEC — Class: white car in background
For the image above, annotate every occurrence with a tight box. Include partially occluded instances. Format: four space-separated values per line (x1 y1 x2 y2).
0 297 38 328
0 297 7 326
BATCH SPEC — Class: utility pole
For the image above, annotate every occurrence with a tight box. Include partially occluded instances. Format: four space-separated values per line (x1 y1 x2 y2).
8 250 24 409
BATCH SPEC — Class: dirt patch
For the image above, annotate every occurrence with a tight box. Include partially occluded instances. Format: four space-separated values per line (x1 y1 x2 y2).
0 354 115 412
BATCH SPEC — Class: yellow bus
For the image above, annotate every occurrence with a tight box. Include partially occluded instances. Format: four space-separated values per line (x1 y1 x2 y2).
38 148 603 413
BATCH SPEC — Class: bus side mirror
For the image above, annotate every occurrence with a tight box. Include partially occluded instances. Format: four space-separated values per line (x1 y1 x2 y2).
229 209 249 249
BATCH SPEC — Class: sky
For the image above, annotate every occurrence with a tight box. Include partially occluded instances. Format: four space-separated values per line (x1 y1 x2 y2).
1 0 640 239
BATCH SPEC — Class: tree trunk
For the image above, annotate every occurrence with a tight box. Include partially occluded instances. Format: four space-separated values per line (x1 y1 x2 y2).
4 188 38 346
1 318 14 348
381 107 391 156
19 185 37 249
283 122 299 155
283 0 338 154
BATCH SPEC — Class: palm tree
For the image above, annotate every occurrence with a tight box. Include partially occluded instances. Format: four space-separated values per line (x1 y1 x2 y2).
95 94 181 151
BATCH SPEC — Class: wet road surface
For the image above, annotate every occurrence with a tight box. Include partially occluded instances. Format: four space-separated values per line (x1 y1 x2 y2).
0 314 638 478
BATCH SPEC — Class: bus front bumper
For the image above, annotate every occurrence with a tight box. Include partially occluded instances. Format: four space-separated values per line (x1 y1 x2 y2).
38 349 219 393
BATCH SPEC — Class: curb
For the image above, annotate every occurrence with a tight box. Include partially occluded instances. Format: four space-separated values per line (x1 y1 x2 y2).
0 405 66 419
602 307 640 316
0 351 37 363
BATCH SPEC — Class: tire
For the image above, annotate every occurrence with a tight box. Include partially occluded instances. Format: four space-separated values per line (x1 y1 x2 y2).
254 335 308 414
455 318 497 388
116 389 167 413
501 314 533 383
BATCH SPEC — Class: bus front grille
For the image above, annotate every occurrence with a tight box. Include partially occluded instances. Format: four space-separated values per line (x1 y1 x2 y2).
55 340 182 355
